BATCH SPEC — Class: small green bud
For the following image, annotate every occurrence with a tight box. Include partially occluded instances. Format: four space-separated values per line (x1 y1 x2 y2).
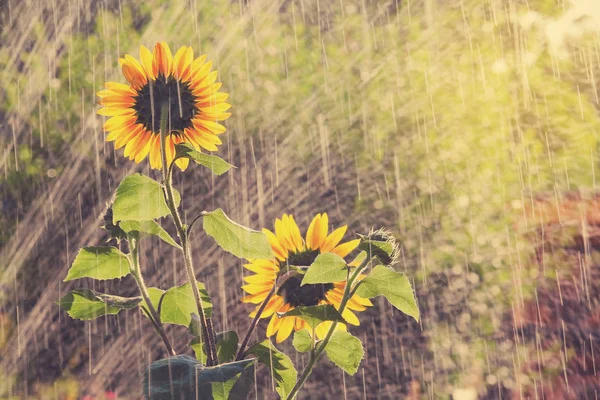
358 228 399 266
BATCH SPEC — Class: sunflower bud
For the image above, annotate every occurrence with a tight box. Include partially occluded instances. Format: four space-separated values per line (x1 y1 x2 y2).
358 228 399 266
102 205 127 243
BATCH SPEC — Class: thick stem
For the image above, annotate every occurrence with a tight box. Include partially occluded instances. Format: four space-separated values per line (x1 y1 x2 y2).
235 285 277 361
286 262 368 400
158 103 218 366
130 238 176 356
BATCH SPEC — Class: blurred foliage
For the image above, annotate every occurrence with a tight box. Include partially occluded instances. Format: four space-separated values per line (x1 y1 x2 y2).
2 0 600 398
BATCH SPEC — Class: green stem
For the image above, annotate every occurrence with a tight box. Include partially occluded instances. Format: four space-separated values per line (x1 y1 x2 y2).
158 102 218 366
130 237 176 356
235 284 277 361
286 261 369 400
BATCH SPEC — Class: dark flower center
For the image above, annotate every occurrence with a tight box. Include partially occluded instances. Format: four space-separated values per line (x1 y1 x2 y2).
277 276 333 307
133 74 197 134
285 249 320 267
277 249 333 307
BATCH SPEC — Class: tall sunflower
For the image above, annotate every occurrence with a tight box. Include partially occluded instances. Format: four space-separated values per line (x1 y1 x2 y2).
98 42 230 171
241 213 373 343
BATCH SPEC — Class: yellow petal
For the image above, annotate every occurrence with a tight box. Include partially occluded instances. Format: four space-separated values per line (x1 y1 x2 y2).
320 225 347 253
306 213 328 250
97 106 136 117
266 314 282 338
121 62 146 89
103 115 137 132
104 82 136 95
276 317 295 343
153 41 173 77
341 308 360 326
287 215 305 252
332 239 360 258
140 44 155 80
262 228 287 261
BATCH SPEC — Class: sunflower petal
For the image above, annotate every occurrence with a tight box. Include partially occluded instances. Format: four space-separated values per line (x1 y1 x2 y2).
332 239 360 258
276 317 295 343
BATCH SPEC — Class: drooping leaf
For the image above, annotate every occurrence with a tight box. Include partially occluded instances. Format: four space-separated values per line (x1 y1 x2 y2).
292 329 313 353
247 340 297 399
202 209 273 259
58 289 136 320
281 305 345 330
112 173 180 223
120 220 181 249
64 247 130 281
301 252 348 286
355 265 419 321
189 328 239 365
323 331 364 375
160 281 213 327
175 143 235 176
143 355 255 400
216 331 239 363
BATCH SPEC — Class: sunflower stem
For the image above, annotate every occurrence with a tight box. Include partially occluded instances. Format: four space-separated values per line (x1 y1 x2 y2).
235 284 277 361
129 237 176 356
158 102 218 366
285 261 369 400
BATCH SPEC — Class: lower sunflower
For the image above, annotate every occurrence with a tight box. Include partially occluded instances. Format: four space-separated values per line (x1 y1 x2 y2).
241 213 372 343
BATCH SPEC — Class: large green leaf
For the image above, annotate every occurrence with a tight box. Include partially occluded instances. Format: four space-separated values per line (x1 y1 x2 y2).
112 173 180 223
174 143 235 176
355 265 419 321
202 209 273 259
120 220 181 249
292 329 312 353
64 247 130 281
281 305 345 330
301 253 347 286
248 340 297 399
58 289 139 320
323 331 364 375
143 355 255 400
160 281 213 327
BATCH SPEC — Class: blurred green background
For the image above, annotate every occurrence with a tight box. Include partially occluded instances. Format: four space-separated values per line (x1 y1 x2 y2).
1 0 599 398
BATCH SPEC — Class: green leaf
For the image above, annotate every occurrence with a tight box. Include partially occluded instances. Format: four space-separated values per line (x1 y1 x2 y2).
202 209 273 259
355 265 419 321
190 336 208 364
292 329 312 353
323 331 364 375
140 287 165 317
143 355 255 400
120 220 181 249
189 329 239 365
58 289 130 320
160 281 213 327
248 340 297 399
64 247 130 281
301 252 348 286
175 143 235 176
112 173 180 223
216 331 239 363
281 305 345 330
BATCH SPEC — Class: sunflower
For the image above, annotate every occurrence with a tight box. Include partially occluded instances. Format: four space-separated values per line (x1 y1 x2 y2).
98 42 231 171
241 213 373 343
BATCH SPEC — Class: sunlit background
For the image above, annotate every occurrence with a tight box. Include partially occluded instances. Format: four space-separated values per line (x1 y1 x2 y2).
1 0 600 398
